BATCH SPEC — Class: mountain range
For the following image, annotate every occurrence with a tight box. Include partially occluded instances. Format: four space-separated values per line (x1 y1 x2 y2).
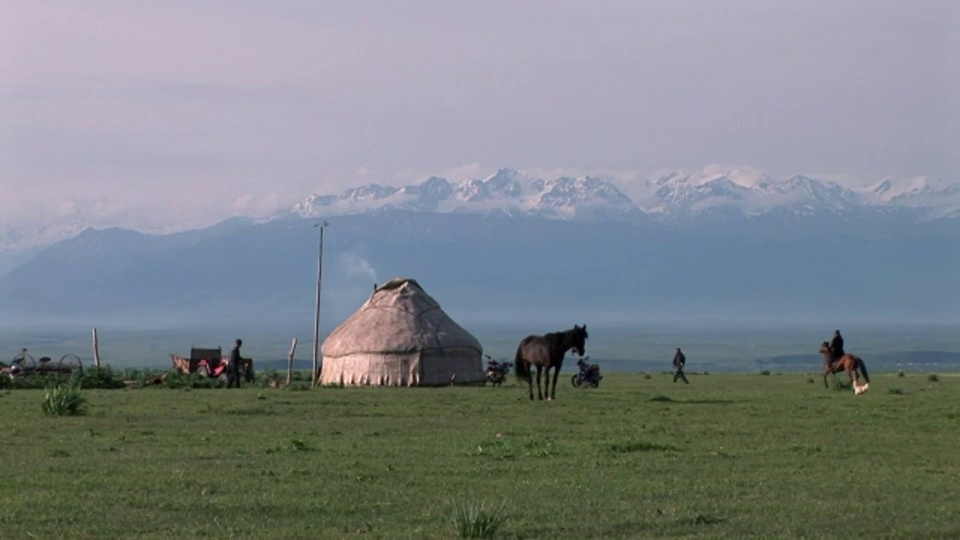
1 165 957 329
282 166 960 224
1 211 958 328
2 166 957 256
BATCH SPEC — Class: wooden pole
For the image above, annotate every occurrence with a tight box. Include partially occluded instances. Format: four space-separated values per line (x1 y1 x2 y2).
312 221 328 387
286 337 297 385
92 328 101 368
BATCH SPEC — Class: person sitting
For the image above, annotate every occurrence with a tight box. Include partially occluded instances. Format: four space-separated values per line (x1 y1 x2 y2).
830 330 845 368
576 358 600 385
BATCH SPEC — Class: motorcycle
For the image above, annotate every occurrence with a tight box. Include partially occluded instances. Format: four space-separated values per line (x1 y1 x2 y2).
485 355 513 386
571 356 602 388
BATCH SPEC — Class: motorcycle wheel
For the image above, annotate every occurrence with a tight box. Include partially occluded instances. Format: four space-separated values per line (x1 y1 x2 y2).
570 374 580 388
590 381 599 388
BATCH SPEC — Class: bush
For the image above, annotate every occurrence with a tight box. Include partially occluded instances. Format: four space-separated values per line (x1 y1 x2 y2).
256 368 281 389
1 366 128 391
928 374 939 383
74 367 126 389
42 382 87 416
0 374 54 390
897 370 905 378
887 387 905 395
163 372 223 389
759 370 771 376
450 500 507 539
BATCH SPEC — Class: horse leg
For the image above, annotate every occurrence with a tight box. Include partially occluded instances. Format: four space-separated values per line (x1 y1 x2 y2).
535 365 544 400
526 362 534 400
847 367 860 394
550 365 560 400
856 358 870 393
823 367 830 389
542 365 551 401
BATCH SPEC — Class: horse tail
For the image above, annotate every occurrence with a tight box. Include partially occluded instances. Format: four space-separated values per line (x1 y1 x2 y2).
514 345 530 382
856 356 870 384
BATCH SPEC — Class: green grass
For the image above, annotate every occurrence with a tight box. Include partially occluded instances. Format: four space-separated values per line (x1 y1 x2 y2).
0 373 958 538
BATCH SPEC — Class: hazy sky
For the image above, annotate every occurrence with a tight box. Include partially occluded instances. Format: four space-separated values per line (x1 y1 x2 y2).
1 0 957 229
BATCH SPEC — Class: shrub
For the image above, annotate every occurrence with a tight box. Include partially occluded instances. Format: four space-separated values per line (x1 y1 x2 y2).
643 373 652 380
42 382 87 416
163 372 223 390
806 378 815 384
257 368 281 388
887 387 905 395
450 500 507 539
291 370 313 382
928 374 939 383
74 367 126 389
759 370 771 376
897 370 905 378
2 373 65 390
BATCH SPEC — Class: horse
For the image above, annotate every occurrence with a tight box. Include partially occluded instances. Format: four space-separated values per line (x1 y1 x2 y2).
819 341 870 394
514 325 588 401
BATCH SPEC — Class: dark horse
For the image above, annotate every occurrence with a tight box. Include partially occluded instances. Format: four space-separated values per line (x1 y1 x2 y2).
514 325 588 401
819 341 870 394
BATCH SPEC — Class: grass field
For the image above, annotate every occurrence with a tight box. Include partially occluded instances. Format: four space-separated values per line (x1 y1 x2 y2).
1 372 958 539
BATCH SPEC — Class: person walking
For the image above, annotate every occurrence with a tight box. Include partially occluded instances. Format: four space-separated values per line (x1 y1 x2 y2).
227 339 243 389
672 347 689 384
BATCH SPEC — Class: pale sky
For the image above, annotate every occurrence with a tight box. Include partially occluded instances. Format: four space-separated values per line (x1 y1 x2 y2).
1 0 957 230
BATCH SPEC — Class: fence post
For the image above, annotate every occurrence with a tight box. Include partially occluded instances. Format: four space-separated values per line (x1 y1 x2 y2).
286 337 297 385
92 328 101 368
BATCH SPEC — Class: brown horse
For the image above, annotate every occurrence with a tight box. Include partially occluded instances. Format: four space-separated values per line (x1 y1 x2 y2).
514 325 588 401
819 341 870 394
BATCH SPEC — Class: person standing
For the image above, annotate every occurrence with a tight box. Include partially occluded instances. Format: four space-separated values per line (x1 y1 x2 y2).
672 347 689 384
227 339 243 388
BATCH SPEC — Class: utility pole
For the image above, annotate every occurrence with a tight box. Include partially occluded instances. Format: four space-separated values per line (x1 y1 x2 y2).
312 221 329 386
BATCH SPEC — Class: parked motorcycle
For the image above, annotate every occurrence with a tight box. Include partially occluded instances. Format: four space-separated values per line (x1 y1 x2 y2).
571 356 602 388
485 356 513 386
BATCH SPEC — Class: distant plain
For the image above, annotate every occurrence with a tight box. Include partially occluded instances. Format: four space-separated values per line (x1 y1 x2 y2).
3 323 958 374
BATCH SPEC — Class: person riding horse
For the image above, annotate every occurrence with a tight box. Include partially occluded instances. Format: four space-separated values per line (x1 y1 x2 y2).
829 330 845 369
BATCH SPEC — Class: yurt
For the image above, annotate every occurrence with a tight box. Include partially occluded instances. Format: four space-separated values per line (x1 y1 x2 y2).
319 277 485 386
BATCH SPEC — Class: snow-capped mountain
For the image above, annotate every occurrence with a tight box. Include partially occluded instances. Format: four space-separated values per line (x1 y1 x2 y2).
286 166 959 223
3 165 958 256
287 168 642 221
864 175 960 218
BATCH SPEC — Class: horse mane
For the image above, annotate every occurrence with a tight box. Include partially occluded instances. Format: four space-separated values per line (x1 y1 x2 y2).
544 329 574 345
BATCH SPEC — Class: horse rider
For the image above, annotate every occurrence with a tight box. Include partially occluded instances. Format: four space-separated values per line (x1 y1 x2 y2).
830 330 845 368
672 347 689 384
